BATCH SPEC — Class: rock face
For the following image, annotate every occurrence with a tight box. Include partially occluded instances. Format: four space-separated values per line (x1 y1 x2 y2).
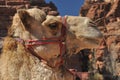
80 0 120 79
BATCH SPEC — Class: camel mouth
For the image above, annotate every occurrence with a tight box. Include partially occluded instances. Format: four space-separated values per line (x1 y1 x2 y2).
85 37 104 49
85 37 101 45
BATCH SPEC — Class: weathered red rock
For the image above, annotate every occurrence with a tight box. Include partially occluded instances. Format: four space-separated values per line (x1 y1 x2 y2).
79 0 120 79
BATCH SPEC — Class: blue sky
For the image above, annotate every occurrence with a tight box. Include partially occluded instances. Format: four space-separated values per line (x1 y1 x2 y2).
45 0 84 16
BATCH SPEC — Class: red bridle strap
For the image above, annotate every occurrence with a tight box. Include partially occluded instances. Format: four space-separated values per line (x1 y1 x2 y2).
23 17 67 67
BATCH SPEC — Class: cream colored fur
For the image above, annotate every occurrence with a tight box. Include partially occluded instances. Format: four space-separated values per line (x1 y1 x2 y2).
43 15 103 54
0 8 103 80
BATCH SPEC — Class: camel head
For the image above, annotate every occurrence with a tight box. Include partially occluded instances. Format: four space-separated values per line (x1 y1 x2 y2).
42 15 103 55
7 8 103 67
7 8 67 67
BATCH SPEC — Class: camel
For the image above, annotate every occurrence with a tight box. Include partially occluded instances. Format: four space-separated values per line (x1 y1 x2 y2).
0 8 103 80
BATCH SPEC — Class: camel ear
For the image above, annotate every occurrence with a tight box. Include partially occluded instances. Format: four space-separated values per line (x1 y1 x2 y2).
17 9 31 28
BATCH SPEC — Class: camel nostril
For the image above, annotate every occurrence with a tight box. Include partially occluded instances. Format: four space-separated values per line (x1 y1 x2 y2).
89 21 97 27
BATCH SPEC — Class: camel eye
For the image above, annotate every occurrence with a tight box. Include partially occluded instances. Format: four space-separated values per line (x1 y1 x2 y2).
48 23 58 30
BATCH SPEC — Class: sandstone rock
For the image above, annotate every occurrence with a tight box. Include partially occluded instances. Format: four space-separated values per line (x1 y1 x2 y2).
106 0 120 18
104 0 116 3
79 0 120 79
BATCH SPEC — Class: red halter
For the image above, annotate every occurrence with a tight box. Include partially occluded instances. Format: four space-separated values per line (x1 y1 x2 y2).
16 17 67 67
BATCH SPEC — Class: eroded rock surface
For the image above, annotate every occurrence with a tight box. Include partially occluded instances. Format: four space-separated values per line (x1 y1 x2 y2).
79 0 120 79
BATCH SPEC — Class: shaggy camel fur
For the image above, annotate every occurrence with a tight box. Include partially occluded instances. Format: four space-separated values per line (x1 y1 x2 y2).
0 8 103 80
